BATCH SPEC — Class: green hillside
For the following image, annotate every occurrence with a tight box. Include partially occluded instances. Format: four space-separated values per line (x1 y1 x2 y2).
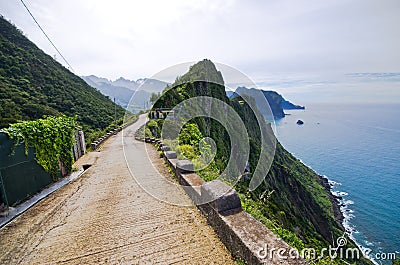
0 16 125 142
147 59 372 265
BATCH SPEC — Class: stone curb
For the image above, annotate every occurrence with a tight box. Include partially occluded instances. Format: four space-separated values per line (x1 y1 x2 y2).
91 117 138 151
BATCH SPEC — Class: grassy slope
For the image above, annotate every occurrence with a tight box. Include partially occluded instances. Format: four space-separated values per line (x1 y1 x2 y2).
0 16 126 143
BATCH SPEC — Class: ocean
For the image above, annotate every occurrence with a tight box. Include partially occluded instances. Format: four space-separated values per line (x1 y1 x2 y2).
274 103 400 264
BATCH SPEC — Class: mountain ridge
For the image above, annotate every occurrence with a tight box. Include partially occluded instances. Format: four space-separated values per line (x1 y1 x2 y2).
81 75 168 111
227 87 305 120
0 16 125 143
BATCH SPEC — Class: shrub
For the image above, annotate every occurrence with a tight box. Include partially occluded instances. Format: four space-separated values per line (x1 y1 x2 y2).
178 123 202 146
1 116 77 180
177 144 197 160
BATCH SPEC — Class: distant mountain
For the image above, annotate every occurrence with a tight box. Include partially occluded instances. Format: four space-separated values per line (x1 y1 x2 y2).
136 78 170 93
112 77 138 90
82 75 138 90
81 75 169 112
81 75 137 109
235 87 285 119
0 17 125 137
230 87 305 119
282 98 305 110
225 90 238 98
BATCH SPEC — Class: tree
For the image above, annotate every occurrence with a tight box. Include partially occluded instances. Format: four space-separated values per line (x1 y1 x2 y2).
150 92 160 105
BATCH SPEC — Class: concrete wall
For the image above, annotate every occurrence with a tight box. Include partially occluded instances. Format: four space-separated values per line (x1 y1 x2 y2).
0 133 54 207
73 130 86 161
135 137 308 265
0 129 88 207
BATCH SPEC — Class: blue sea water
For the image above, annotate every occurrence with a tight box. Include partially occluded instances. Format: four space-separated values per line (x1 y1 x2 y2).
274 103 400 264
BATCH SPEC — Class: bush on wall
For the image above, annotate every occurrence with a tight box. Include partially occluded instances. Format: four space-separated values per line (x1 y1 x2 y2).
1 116 77 180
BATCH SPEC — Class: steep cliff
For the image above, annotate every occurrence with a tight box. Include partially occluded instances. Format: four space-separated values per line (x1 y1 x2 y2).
234 87 306 119
282 97 305 110
149 59 372 265
236 87 285 119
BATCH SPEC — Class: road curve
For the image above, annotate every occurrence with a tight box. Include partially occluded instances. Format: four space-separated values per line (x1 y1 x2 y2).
0 114 234 264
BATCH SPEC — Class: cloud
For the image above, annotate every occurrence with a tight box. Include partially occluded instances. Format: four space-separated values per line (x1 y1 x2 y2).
1 0 399 80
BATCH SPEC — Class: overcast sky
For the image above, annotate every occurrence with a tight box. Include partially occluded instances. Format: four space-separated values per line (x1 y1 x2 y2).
1 0 399 81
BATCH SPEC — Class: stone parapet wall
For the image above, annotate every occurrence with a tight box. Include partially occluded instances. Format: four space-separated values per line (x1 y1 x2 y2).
134 137 308 265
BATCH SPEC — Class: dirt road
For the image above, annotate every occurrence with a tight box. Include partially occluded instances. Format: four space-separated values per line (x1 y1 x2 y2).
0 115 234 264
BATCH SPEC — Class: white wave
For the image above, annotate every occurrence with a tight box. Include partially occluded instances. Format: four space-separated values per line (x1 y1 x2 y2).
283 147 380 264
328 179 342 186
331 191 339 196
342 212 380 265
344 200 354 205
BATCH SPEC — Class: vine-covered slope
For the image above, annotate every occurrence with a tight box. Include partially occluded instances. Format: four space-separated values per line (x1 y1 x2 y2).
0 16 125 137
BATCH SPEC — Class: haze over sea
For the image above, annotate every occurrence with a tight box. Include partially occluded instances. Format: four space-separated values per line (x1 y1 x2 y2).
259 73 400 264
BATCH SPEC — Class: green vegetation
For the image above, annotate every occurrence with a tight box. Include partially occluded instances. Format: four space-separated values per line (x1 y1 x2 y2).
145 59 373 265
149 92 161 105
178 123 202 146
1 116 76 180
174 59 224 85
0 16 126 145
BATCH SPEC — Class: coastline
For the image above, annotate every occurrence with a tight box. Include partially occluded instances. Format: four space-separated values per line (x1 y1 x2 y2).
319 176 344 227
273 104 399 265
296 158 378 265
295 158 345 227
